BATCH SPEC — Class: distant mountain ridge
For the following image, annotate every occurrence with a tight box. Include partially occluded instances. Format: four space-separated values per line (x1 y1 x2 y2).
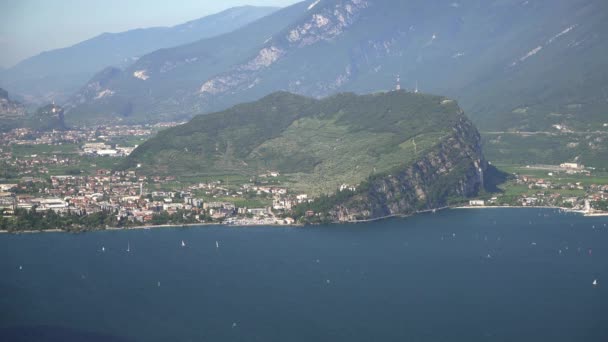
67 0 608 132
0 6 278 104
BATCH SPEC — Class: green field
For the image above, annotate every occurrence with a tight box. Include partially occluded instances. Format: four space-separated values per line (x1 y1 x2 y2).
10 143 79 157
482 132 608 169
495 164 608 186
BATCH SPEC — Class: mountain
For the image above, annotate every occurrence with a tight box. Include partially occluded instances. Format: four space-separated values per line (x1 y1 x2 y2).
66 1 312 124
0 6 278 104
0 88 65 131
67 0 608 133
29 103 67 131
0 88 25 117
0 88 26 131
124 90 491 220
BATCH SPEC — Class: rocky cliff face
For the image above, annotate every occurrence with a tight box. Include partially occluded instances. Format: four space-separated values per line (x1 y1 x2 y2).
329 115 486 221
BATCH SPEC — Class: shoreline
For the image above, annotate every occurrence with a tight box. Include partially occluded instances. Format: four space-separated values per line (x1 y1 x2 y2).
341 206 451 224
453 205 608 216
1 206 605 235
0 220 304 235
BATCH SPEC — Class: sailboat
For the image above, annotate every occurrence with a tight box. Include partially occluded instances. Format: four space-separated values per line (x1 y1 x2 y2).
127 242 130 252
216 241 219 249
593 279 598 286
101 246 105 252
181 240 186 247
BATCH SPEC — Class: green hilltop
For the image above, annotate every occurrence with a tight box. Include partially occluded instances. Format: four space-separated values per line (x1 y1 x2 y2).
124 91 472 195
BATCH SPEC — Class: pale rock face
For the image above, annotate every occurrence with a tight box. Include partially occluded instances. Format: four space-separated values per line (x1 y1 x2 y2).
313 14 330 27
288 29 301 42
95 89 115 100
242 46 284 71
200 79 229 95
199 80 219 94
511 46 543 66
308 0 321 10
200 0 368 96
199 74 250 95
521 46 543 61
511 25 576 67
200 46 283 94
286 0 368 47
133 70 149 80
547 25 576 45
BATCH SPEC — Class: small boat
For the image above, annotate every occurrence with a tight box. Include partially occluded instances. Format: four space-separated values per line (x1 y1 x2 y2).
593 279 598 286
101 246 105 252
216 241 219 248
181 240 186 247
18 265 22 270
127 242 130 252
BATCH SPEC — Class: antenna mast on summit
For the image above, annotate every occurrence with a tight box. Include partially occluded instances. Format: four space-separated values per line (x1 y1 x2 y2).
395 74 401 91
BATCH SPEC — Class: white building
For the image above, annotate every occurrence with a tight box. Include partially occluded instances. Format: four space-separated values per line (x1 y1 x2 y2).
560 163 583 170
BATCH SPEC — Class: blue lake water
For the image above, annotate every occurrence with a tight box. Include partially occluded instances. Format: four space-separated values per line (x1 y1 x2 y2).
1 208 607 342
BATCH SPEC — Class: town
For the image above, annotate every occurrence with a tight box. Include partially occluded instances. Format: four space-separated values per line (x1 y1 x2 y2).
468 162 608 215
0 124 313 231
1 125 608 232
0 168 308 230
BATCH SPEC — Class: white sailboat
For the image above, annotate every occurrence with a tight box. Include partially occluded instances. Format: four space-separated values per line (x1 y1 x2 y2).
593 279 598 286
101 246 105 252
127 242 130 252
181 240 186 247
216 241 219 249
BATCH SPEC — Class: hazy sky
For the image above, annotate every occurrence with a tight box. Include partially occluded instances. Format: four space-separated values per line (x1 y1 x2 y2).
0 0 300 68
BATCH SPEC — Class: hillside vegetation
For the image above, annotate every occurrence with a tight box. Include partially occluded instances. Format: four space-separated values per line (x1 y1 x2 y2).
124 91 466 194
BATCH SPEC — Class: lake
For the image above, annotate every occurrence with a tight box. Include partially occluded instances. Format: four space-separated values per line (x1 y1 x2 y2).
1 208 607 341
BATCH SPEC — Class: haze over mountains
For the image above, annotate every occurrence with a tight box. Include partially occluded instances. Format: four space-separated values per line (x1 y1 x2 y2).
0 6 278 105
58 0 608 133
1 0 606 134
